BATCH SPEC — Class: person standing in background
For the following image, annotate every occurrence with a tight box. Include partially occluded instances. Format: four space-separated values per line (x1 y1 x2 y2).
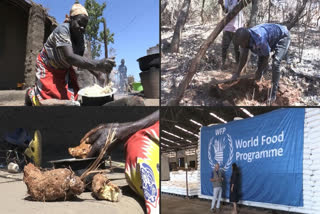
230 163 240 214
218 0 244 69
210 163 223 213
118 59 128 92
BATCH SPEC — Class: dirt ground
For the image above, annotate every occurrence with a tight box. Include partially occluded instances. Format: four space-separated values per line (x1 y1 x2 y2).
161 194 298 214
161 23 320 106
0 90 159 106
0 168 145 214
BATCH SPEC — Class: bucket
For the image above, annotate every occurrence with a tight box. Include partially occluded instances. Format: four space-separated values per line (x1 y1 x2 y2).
139 67 159 99
132 82 143 92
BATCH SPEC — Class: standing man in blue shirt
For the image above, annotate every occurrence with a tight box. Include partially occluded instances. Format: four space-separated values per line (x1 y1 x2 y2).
233 23 291 104
118 59 128 93
210 163 224 213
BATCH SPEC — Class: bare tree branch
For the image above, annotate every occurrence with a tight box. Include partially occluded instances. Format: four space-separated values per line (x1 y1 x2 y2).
286 0 309 30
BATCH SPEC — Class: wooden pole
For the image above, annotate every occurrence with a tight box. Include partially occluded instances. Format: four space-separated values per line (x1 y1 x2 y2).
102 18 109 85
102 18 108 58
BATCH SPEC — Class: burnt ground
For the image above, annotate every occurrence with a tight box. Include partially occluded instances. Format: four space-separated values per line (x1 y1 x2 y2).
161 23 320 106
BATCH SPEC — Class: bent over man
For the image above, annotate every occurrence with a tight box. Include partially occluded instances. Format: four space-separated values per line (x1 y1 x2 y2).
233 23 290 103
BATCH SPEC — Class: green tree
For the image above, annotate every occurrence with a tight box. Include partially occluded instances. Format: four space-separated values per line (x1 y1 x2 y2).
84 0 114 59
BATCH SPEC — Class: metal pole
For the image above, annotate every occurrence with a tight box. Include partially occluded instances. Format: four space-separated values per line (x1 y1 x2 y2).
185 162 189 199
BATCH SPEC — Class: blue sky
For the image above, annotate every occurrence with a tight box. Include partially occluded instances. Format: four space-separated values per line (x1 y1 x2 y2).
33 0 159 82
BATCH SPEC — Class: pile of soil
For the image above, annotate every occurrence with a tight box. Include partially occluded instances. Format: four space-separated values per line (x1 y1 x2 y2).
23 163 84 201
210 78 302 106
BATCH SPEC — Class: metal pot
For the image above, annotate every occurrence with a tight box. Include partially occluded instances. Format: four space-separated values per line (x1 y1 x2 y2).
137 54 160 72
78 88 117 106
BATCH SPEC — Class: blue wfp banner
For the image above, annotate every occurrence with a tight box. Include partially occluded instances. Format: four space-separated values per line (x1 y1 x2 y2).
200 108 304 206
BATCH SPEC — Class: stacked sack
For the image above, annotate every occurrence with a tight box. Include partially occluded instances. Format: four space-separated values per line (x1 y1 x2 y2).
161 170 199 196
303 108 320 214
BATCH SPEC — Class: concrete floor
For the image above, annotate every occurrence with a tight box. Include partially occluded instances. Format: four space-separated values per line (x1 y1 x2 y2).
0 90 25 106
0 90 159 106
0 168 145 214
161 194 296 214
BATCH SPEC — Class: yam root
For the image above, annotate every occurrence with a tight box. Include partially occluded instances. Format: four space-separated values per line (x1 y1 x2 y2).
68 142 92 159
92 174 121 202
23 163 84 201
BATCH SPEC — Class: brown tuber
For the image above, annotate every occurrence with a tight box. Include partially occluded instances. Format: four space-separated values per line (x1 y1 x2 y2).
68 142 92 159
92 174 121 202
23 163 84 201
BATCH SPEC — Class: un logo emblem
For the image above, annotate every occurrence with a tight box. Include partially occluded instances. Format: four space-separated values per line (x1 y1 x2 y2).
208 134 233 171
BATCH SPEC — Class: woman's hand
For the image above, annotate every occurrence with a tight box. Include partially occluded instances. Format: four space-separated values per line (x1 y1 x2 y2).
96 57 116 73
80 123 123 157
80 110 159 157
59 46 116 73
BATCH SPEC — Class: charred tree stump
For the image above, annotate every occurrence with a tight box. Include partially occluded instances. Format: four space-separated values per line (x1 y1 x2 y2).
201 0 206 24
248 0 259 27
170 0 191 53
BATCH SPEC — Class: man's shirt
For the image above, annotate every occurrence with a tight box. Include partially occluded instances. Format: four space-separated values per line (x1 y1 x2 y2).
211 170 222 188
248 24 290 57
118 64 127 78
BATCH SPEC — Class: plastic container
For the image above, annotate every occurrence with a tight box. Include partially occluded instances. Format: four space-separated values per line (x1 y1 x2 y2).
132 82 143 92
8 162 19 173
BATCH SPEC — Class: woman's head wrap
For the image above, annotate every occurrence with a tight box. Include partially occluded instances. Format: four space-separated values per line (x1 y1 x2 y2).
70 3 88 17
64 3 88 23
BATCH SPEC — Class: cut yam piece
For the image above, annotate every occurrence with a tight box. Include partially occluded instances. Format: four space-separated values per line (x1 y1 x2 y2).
68 142 92 159
92 174 121 202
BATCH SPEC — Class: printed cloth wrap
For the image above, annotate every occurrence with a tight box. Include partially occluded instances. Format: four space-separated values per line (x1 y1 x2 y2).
27 49 79 105
124 121 159 214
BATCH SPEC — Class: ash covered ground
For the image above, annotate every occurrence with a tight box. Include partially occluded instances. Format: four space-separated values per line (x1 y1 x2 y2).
161 23 320 106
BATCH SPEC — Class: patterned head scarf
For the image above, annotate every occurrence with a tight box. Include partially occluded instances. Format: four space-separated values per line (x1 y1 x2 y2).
70 3 88 17
64 3 88 23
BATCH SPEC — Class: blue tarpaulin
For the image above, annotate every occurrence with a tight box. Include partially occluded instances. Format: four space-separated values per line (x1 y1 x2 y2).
200 108 305 206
